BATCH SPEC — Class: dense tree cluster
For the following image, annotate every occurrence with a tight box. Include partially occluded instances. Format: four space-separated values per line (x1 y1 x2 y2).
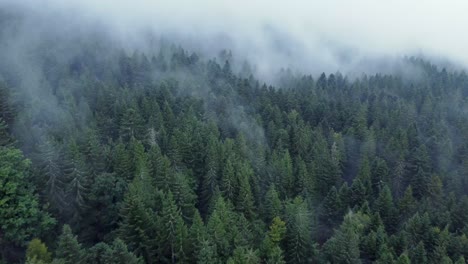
1 41 468 263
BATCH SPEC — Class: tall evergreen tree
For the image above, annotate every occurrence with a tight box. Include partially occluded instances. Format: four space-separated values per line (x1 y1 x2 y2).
158 191 189 263
55 225 84 264
284 197 312 264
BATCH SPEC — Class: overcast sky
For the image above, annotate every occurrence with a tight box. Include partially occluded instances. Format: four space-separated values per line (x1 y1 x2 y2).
3 0 468 76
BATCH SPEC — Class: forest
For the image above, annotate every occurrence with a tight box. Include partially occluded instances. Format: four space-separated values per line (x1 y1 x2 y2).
1 9 468 263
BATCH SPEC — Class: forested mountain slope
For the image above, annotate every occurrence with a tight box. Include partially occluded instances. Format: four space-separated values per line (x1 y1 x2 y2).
1 39 468 263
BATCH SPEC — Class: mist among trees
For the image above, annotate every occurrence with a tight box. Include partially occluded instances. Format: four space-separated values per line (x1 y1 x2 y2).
1 1 468 264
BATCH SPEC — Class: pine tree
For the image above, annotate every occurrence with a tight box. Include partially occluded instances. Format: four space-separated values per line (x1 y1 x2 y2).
356 155 372 199
189 210 207 260
169 172 196 221
162 101 176 133
235 162 256 219
260 216 287 263
148 143 163 179
284 197 312 264
84 242 114 263
158 191 189 263
233 213 255 248
86 172 126 245
118 179 159 262
375 244 396 264
404 212 431 246
374 184 396 232
392 155 406 198
399 186 416 219
320 186 342 227
166 130 187 167
119 107 145 141
36 139 67 213
339 182 351 210
427 174 444 202
227 247 260 264
197 239 220 264
263 185 283 223
113 140 133 180
293 157 310 196
108 239 144 264
322 212 369 264
362 224 389 261
407 145 431 199
330 132 345 180
85 239 143 264
371 158 389 195
154 154 172 192
350 178 367 208
312 131 339 197
221 157 236 202
274 150 294 198
130 138 149 180
200 136 219 216
409 241 427 264
55 225 84 264
83 130 106 177
206 197 237 261
63 140 90 225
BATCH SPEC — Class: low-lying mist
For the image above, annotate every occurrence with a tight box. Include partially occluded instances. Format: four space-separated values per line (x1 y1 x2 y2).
3 0 468 82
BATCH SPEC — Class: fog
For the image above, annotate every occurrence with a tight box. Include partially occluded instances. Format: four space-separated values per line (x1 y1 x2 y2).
3 0 468 79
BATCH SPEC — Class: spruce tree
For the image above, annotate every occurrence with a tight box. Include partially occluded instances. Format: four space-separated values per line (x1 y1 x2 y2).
55 225 84 264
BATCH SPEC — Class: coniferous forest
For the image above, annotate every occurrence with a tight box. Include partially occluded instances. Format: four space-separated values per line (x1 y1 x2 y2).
2 5 468 264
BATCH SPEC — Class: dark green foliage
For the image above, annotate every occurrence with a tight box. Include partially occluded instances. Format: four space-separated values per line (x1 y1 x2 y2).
189 210 207 260
374 184 397 232
320 186 343 227
199 136 220 216
1 40 468 264
322 212 369 264
261 217 287 264
409 241 427 264
196 240 220 264
407 145 431 199
284 197 312 264
118 177 160 262
263 185 283 223
226 247 260 264
86 172 126 242
158 191 189 263
234 162 256 219
55 225 84 264
312 131 339 197
0 147 55 261
84 239 143 264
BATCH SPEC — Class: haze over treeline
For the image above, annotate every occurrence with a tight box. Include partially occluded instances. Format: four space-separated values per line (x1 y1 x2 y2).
3 0 468 78
1 1 468 264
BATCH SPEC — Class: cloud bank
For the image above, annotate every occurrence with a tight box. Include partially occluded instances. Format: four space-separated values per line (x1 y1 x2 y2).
2 0 468 78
